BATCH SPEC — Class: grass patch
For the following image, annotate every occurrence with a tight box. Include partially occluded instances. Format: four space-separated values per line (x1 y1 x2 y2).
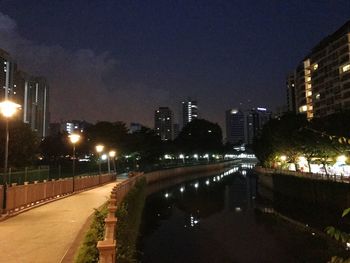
74 204 108 263
116 177 147 263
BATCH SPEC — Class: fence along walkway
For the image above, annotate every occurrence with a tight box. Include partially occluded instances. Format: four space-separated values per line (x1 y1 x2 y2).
0 181 119 263
1 173 115 215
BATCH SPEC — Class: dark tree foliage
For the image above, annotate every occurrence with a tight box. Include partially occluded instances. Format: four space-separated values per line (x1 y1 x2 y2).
253 112 350 168
85 121 129 152
39 132 71 162
126 126 163 164
0 121 39 168
175 119 223 154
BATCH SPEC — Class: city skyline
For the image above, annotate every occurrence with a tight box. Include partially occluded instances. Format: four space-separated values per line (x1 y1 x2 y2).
1 1 350 130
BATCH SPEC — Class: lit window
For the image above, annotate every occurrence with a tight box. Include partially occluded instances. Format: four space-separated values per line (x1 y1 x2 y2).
307 91 312 96
299 105 307 112
306 77 311 82
341 64 350 73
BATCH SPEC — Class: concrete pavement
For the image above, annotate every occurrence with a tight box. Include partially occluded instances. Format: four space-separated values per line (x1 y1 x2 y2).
0 181 119 263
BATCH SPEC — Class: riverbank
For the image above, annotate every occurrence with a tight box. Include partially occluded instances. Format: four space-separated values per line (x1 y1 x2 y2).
255 167 350 211
97 160 237 263
138 166 349 262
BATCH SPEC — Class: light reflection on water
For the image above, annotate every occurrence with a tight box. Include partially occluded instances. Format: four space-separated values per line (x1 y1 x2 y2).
138 163 349 263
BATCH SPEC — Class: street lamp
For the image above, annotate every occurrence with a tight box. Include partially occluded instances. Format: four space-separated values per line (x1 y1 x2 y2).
109 150 117 176
179 154 185 164
0 100 20 212
69 133 80 192
95 144 104 184
0 100 21 185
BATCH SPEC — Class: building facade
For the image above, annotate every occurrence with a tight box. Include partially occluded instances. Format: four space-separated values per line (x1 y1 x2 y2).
182 98 198 127
129 122 142 134
61 120 91 134
245 107 271 144
1 48 50 137
293 21 350 119
225 108 245 145
286 73 296 112
0 48 16 101
154 107 173 141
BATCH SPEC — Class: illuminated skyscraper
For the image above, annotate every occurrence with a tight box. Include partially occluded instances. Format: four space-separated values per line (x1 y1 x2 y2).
182 98 198 127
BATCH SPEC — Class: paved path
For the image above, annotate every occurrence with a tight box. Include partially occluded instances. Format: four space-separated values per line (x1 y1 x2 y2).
0 181 120 263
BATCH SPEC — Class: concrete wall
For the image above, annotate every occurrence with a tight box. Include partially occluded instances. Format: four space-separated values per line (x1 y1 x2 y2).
256 167 350 210
146 163 232 195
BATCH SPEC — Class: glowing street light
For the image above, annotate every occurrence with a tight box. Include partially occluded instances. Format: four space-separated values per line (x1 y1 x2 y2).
109 150 117 176
95 144 104 183
179 154 185 164
69 133 81 191
0 100 21 118
204 153 209 163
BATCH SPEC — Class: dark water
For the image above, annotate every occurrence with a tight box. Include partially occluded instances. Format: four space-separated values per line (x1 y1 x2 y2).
138 164 350 263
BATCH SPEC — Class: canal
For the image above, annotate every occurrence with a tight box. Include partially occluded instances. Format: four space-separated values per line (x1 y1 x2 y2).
138 162 350 262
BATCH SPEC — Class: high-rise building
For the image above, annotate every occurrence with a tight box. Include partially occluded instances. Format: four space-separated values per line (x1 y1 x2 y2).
173 123 180 139
61 120 91 134
182 98 198 127
286 73 296 112
0 48 16 100
245 107 271 144
14 73 50 137
129 122 142 134
225 108 245 145
292 21 350 119
1 48 50 137
154 107 173 141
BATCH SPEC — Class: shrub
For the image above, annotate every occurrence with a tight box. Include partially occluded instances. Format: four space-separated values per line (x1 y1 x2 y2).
74 205 108 263
116 178 147 263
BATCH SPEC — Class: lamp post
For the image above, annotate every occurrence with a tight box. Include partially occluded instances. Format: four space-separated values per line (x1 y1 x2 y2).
109 150 117 176
95 144 104 184
179 154 185 164
0 100 20 212
0 100 21 185
69 133 80 192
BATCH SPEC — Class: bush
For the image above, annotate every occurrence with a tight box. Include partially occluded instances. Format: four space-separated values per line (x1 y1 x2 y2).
116 177 147 263
74 205 108 263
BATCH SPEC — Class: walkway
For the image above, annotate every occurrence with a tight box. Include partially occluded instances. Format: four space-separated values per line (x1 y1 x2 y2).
0 180 122 263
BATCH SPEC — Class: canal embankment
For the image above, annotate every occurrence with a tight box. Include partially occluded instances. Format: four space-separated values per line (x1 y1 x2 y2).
96 160 237 263
255 167 350 211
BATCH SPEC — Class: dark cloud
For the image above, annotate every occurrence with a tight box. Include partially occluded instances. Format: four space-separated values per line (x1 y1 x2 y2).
0 11 170 127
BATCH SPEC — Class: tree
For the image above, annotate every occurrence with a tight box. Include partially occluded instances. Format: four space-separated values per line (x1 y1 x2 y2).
0 121 39 168
39 132 71 163
253 113 307 168
175 119 223 154
85 121 129 153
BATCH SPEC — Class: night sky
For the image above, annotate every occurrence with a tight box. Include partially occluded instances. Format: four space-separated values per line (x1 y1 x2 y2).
1 1 350 132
